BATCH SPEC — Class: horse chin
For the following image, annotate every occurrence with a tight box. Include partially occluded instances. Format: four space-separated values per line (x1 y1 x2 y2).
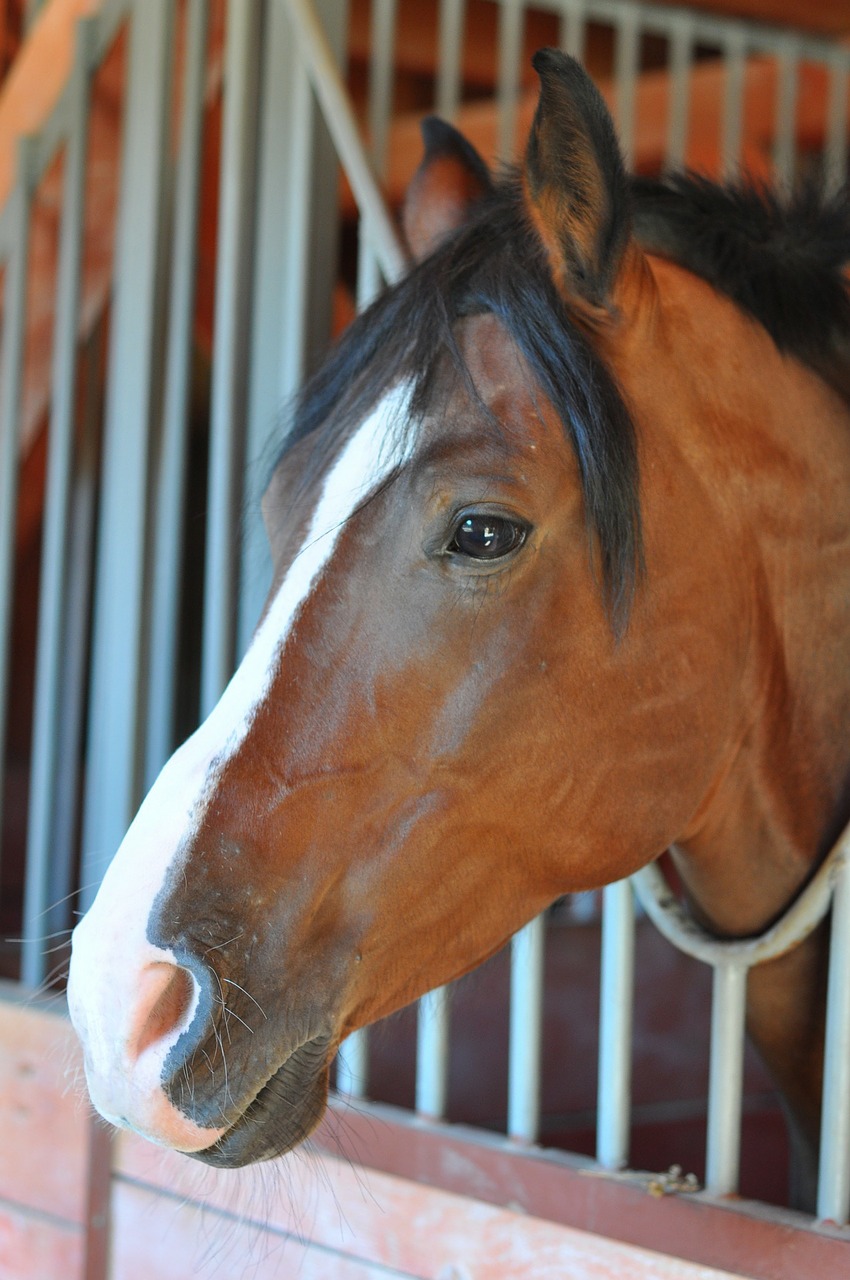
187 1034 332 1168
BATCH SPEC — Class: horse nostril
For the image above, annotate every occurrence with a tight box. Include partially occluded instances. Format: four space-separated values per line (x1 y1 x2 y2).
129 962 197 1062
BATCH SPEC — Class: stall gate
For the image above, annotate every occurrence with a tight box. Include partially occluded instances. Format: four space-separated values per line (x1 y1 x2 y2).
1 1 850 1276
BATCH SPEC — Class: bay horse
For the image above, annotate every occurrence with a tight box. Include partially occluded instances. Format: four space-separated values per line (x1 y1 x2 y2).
68 51 850 1196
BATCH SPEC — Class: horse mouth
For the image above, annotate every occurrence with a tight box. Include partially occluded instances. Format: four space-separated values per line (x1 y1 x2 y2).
187 1033 333 1167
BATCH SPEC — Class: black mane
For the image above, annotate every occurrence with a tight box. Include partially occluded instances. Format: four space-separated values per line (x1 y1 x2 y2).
283 168 850 630
632 173 850 404
287 178 641 628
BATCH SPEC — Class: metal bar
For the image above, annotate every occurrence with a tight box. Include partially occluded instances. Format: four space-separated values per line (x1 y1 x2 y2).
496 0 523 163
524 0 839 64
237 0 348 657
145 0 210 782
50 330 102 942
416 985 450 1119
818 858 850 1224
436 0 465 120
508 914 545 1143
368 0 397 177
596 878 634 1169
559 0 586 65
200 0 264 715
773 36 799 188
705 962 747 1195
21 19 95 987
824 51 849 198
665 13 694 172
284 0 405 284
613 3 640 170
0 140 35 881
336 1028 369 1098
721 27 747 180
357 223 383 311
79 0 174 904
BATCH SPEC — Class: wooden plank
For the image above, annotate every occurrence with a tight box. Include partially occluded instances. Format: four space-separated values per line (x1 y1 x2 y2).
313 1100 850 1280
117 1132 750 1280
109 1180 417 1280
0 0 108 214
0 1202 83 1280
0 995 89 1225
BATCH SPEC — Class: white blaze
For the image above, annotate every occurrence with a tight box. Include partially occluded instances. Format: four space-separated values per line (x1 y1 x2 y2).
68 383 413 1148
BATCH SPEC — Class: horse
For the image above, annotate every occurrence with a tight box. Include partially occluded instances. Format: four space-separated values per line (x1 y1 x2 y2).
67 49 850 1196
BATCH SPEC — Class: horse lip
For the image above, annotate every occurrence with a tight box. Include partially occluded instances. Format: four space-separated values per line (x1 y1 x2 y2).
185 1032 333 1167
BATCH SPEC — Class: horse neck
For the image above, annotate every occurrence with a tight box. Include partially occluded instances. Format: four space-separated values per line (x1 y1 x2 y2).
627 263 850 935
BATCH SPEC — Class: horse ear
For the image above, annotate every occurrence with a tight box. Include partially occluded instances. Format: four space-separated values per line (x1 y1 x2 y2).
402 116 493 261
524 49 631 309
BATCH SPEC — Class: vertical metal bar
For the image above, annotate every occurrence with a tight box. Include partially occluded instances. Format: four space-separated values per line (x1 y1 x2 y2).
21 20 95 987
705 961 747 1195
417 985 451 1119
721 28 747 181
0 140 35 878
284 0 405 283
368 0 396 177
773 37 799 189
145 0 210 783
613 4 639 170
436 0 465 121
824 51 849 198
496 0 523 163
508 913 545 1143
596 878 634 1169
817 860 850 1224
665 14 694 172
336 1029 369 1099
50 332 101 934
238 0 348 655
559 0 586 65
355 0 397 314
200 0 264 716
79 0 175 903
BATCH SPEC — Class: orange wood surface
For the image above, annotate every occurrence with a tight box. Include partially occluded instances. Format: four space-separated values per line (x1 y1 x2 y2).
0 995 89 1226
0 1203 83 1280
116 1131 750 1280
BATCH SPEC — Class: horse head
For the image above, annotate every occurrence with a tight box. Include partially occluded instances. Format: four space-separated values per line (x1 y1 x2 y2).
68 51 791 1167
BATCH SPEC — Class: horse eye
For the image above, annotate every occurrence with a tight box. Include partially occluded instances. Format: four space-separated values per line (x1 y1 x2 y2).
448 514 528 561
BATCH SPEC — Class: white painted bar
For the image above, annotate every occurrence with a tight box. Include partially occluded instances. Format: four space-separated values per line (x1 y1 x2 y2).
201 0 264 715
80 0 174 903
417 985 451 1118
773 36 799 189
613 4 640 169
705 962 747 1196
285 0 405 284
665 13 694 171
508 914 545 1143
0 143 34 883
436 0 466 121
496 0 524 163
559 0 587 65
721 27 747 180
817 856 850 1224
824 51 849 198
368 0 397 177
336 1028 369 1099
22 20 95 986
145 0 210 782
596 879 634 1169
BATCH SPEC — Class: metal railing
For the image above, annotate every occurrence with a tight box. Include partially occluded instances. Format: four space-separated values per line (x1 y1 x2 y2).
0 0 848 1248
